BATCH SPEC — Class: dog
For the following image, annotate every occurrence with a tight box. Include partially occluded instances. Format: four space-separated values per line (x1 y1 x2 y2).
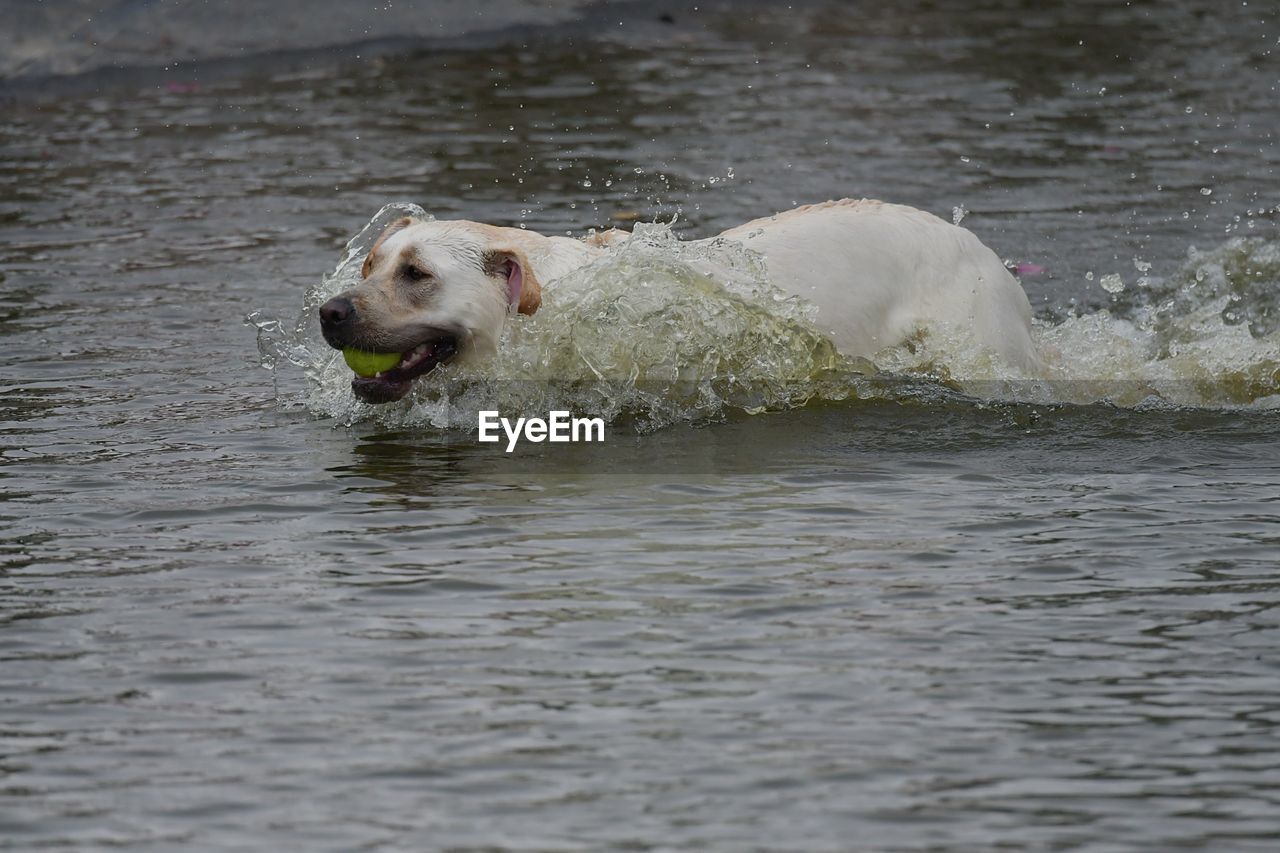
319 199 1042 404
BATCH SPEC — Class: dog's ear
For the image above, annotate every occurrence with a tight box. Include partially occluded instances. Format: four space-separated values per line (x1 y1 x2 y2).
483 246 542 315
361 216 416 279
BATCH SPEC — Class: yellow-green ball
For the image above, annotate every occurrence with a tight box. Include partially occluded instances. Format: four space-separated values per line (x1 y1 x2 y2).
342 348 401 377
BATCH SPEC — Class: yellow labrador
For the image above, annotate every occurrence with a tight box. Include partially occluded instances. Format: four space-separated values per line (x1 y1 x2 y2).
319 199 1041 403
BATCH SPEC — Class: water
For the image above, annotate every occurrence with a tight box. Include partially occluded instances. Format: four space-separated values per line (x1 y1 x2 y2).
4 1 1280 848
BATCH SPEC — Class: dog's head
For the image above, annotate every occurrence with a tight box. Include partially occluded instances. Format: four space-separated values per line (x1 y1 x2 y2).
318 217 541 404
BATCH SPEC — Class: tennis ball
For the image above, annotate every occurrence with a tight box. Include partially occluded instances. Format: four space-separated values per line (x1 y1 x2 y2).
342 348 401 377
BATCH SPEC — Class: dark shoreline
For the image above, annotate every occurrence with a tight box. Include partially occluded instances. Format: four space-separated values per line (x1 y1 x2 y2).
0 0 716 101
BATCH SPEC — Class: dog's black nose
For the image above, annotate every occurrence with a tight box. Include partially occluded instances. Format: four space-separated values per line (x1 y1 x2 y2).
319 297 358 349
319 297 355 329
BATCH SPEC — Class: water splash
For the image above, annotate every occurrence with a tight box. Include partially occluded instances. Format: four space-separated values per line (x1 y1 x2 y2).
1036 237 1280 407
251 210 1280 430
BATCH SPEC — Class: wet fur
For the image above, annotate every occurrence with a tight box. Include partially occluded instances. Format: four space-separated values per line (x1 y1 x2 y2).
324 199 1043 392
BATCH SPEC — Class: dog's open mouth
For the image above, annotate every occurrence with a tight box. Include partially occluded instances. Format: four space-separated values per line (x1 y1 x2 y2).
349 335 458 404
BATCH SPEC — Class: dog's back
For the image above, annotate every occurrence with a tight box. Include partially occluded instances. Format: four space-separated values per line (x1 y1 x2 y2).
715 199 1043 374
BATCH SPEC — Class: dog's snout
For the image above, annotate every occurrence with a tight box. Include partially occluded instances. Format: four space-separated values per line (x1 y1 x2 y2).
319 296 355 328
319 296 359 349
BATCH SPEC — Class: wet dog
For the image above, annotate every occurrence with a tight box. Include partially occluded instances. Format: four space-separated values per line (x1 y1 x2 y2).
319 199 1042 404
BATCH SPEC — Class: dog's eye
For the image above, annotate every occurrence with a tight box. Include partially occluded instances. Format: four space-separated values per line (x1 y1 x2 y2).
403 265 430 282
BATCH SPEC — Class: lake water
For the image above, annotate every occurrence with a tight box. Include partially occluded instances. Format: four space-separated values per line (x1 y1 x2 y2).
4 1 1280 849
